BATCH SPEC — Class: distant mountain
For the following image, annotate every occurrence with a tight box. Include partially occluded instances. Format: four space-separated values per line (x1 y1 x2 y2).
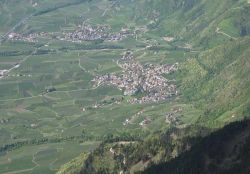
113 0 250 48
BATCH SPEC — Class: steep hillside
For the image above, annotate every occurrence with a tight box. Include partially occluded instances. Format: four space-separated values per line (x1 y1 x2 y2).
57 125 211 174
177 37 250 127
143 120 250 174
115 0 250 48
57 120 250 174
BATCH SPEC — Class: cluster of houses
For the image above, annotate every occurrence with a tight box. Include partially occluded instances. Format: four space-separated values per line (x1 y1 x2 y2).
8 32 50 43
139 118 151 126
165 107 183 125
93 51 179 104
6 23 147 44
123 116 151 126
8 32 36 42
0 70 8 79
59 24 134 42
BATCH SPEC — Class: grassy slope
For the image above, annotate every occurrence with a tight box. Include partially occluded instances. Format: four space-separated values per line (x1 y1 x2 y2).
57 153 88 174
178 37 250 127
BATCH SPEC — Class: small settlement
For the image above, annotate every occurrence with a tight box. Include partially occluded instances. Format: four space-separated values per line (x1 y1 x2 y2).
59 24 135 42
7 23 145 43
93 51 178 104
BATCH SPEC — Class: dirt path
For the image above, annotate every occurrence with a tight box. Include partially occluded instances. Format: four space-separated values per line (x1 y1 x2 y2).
2 39 53 80
78 59 87 72
101 1 118 17
216 27 236 40
32 151 40 168
78 58 96 76
2 168 34 174
0 95 42 102
2 151 40 174
43 93 60 100
49 158 59 171
0 85 101 102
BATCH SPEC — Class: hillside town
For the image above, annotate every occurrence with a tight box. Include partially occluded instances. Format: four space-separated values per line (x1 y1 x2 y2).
93 51 178 104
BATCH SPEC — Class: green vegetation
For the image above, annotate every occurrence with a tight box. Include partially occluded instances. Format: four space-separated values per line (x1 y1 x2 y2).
0 0 249 173
143 120 250 174
177 37 250 127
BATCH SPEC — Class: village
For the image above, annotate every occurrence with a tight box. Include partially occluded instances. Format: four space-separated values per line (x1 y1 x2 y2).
6 23 142 43
59 23 136 42
93 51 179 104
7 32 50 43
8 32 37 42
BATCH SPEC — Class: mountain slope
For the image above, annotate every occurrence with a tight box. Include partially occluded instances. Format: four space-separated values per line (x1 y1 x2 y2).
118 0 250 48
142 120 250 174
177 36 250 126
57 120 250 174
57 125 211 174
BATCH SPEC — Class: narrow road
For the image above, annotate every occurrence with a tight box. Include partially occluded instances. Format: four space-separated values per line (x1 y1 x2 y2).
49 158 59 171
78 58 97 76
2 168 33 174
0 95 42 102
2 151 40 174
2 39 53 79
216 27 236 40
78 59 87 72
0 86 100 102
101 1 118 17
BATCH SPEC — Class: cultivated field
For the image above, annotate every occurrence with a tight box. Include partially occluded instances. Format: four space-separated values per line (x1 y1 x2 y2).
0 0 203 173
